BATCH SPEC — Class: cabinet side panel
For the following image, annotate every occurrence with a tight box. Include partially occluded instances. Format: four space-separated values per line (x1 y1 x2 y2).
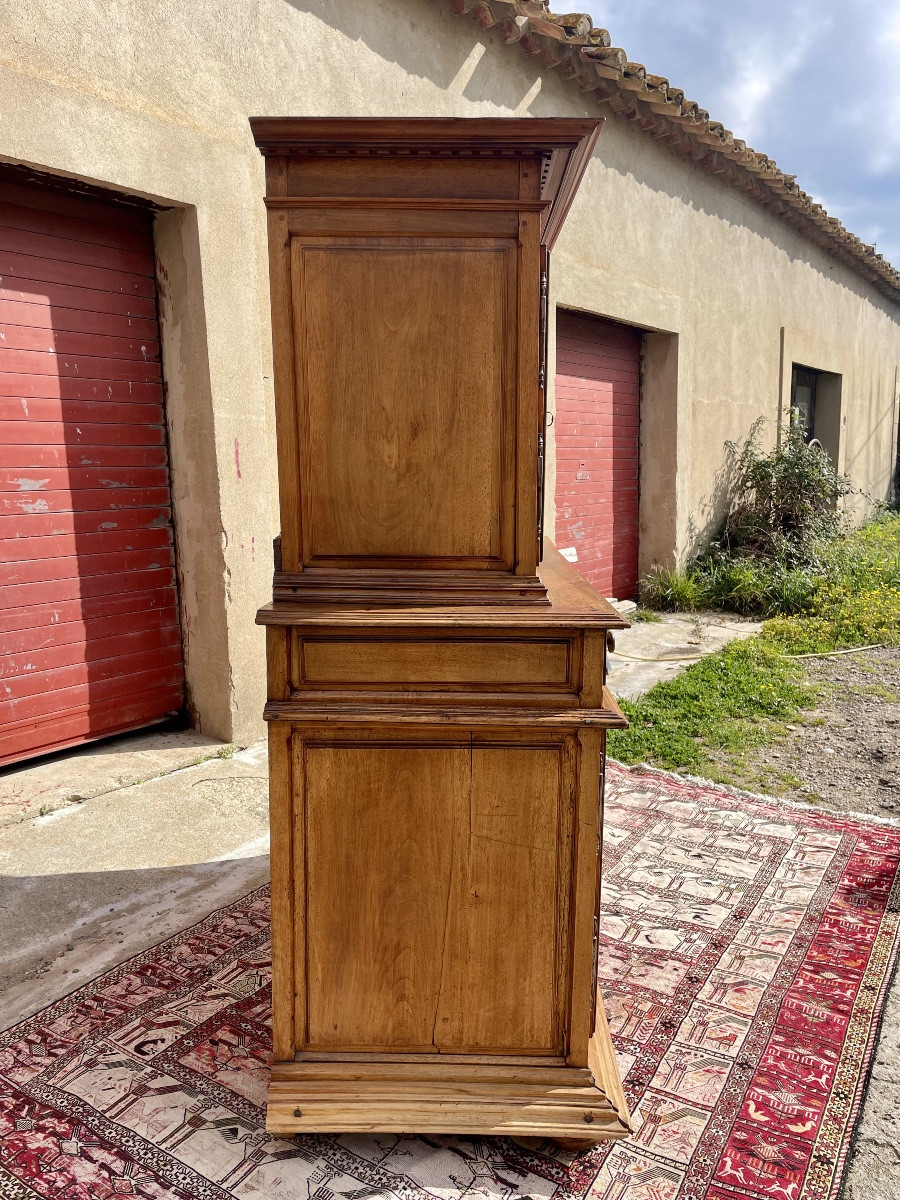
514 206 540 578
568 729 603 1065
304 743 468 1049
436 744 565 1053
581 631 605 708
268 208 303 572
292 239 513 565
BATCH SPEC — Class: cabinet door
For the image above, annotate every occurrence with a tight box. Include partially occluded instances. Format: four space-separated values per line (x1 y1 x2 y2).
298 735 574 1055
304 743 468 1050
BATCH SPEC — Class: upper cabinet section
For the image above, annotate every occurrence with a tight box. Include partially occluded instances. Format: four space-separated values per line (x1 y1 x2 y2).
251 118 603 606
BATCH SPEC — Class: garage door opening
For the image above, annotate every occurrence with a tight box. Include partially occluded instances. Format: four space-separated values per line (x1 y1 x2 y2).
0 180 185 766
554 310 641 601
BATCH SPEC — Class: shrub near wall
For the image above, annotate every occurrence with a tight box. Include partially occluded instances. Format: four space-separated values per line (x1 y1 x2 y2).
642 422 900 652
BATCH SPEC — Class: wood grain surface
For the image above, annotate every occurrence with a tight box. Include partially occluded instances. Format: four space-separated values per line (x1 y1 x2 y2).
304 743 466 1049
293 238 513 565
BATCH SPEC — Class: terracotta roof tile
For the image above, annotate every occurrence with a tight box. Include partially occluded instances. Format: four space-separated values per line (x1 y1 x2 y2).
449 0 900 300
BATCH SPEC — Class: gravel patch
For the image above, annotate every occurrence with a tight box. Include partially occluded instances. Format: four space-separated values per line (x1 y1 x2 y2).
745 646 900 819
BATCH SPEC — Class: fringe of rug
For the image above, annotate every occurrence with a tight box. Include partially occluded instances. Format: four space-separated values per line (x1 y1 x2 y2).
609 759 900 829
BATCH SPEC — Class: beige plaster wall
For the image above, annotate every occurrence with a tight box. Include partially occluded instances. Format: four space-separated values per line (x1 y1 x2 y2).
2 0 898 738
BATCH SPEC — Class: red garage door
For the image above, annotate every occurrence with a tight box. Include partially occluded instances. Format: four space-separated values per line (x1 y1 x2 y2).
0 182 184 766
554 310 640 600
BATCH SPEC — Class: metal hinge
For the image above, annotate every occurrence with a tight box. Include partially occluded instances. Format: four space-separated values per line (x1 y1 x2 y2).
538 267 549 390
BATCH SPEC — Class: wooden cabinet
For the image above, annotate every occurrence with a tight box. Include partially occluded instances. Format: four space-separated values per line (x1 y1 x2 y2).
253 118 632 1141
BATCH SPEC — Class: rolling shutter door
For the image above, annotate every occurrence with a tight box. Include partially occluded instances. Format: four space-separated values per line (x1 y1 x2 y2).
0 185 184 766
554 310 641 600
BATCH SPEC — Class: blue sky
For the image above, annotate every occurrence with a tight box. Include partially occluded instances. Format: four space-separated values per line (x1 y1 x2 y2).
585 1 900 269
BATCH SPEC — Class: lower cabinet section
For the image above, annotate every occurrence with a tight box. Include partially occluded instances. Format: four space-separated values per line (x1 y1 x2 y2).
264 710 630 1140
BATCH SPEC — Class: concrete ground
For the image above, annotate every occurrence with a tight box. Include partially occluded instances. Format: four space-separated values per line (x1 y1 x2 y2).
0 727 229 828
0 734 270 1029
0 607 896 1194
607 610 762 700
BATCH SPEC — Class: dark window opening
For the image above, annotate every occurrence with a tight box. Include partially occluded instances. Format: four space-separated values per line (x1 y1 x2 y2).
790 363 842 469
791 366 818 443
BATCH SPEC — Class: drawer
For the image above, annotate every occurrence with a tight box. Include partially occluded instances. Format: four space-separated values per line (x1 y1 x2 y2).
289 633 579 699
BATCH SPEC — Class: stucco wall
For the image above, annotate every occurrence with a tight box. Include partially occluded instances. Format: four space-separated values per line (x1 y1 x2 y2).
2 0 899 741
550 111 900 567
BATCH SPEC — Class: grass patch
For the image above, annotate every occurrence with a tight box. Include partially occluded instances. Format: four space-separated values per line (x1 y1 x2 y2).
620 427 900 784
855 682 900 703
608 637 816 780
760 516 900 653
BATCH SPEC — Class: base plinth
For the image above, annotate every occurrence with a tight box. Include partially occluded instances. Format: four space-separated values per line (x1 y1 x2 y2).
266 1028 631 1142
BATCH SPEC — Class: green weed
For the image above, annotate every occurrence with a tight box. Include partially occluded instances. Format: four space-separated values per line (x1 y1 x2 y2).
631 607 664 623
642 510 900 654
640 566 707 612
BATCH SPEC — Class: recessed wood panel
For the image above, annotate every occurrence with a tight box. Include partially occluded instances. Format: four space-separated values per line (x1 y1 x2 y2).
304 744 469 1049
286 157 521 200
292 238 514 564
300 738 571 1055
297 637 571 689
435 745 567 1053
284 209 520 239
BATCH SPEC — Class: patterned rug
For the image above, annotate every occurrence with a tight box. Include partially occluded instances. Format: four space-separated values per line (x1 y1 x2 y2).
2 763 899 1200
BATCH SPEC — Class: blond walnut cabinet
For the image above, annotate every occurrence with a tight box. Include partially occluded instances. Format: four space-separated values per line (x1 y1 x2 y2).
253 117 632 1141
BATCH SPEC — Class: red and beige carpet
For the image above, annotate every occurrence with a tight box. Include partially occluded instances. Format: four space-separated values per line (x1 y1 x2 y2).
1 763 899 1200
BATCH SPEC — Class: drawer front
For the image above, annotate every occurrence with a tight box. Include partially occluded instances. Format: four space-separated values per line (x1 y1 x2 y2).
290 634 578 698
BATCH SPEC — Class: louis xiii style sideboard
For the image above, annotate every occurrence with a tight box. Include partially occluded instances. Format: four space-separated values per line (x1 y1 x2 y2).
252 117 632 1142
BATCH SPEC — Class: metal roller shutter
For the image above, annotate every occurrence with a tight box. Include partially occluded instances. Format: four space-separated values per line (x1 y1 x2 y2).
0 183 184 766
554 310 641 600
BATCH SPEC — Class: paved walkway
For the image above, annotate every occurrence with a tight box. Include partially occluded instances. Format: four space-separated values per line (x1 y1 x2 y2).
0 736 270 1029
607 611 762 700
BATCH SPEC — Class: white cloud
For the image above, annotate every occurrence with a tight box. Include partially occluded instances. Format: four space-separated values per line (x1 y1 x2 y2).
865 2 900 175
583 0 900 268
711 8 827 148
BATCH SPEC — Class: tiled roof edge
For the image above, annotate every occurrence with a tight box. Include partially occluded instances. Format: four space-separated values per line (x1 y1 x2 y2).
449 0 900 303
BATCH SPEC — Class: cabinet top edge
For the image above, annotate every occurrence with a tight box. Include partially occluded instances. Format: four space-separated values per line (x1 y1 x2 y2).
249 117 604 156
